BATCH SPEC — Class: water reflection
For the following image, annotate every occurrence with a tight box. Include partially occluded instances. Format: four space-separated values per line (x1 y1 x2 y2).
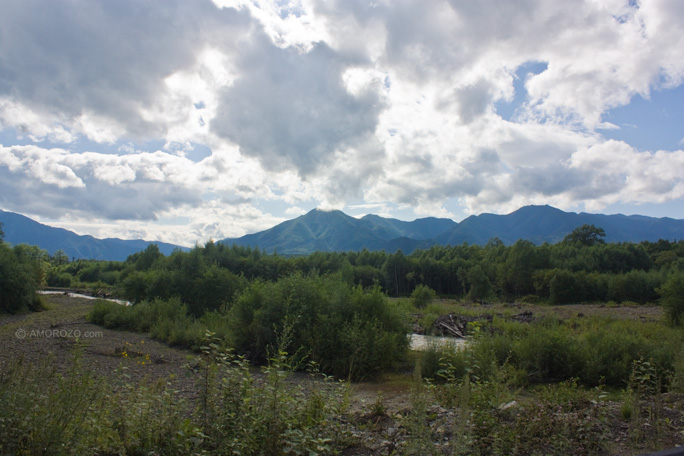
409 334 467 351
39 290 131 306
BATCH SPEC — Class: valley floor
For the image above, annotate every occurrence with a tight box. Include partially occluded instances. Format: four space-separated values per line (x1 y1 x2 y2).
1 295 682 455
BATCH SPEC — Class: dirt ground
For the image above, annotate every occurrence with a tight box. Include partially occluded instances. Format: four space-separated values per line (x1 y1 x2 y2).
0 295 198 394
0 295 681 455
444 299 664 321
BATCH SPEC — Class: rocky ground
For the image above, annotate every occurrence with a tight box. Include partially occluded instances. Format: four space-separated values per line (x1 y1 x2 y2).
0 295 681 455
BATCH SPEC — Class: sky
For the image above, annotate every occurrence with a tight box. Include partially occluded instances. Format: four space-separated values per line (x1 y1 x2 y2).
1 0 683 248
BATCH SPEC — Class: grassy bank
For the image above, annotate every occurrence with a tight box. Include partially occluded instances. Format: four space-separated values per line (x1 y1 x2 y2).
3 295 684 455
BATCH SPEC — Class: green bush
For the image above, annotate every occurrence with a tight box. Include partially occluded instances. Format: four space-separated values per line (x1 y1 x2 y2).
0 243 46 313
659 271 684 326
47 270 73 287
89 300 135 329
512 324 582 382
449 315 684 389
89 298 202 348
578 325 643 386
428 346 470 383
411 284 436 308
229 273 408 380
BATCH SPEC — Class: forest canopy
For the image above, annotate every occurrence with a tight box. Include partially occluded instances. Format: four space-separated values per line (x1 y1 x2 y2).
4 224 682 316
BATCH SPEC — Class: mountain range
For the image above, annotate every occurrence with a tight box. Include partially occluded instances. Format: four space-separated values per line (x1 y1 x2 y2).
0 210 183 261
2 205 684 261
222 205 684 255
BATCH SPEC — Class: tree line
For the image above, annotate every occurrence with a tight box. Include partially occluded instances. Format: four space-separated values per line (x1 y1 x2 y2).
4 223 684 316
115 225 682 307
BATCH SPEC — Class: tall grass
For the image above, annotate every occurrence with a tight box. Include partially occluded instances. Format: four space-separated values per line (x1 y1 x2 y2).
418 315 684 389
0 334 351 456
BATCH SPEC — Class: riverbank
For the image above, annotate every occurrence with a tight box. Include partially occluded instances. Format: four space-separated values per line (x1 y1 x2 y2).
1 295 683 455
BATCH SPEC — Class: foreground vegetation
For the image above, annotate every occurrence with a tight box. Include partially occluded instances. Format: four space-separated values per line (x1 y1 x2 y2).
3 296 684 455
89 274 408 381
0 332 351 456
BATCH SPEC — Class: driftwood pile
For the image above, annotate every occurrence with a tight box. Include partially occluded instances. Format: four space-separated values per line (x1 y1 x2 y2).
511 311 536 323
432 311 538 338
432 314 491 338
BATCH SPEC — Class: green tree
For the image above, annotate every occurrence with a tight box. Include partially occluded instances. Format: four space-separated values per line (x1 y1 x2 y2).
0 243 45 313
499 240 548 298
382 250 412 296
133 243 163 271
50 249 69 266
549 269 579 305
121 271 149 304
411 284 436 308
352 264 383 288
562 224 606 246
467 264 492 303
659 271 684 326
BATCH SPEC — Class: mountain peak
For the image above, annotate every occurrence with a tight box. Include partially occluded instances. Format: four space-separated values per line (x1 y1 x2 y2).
3 206 684 260
225 205 684 254
512 204 567 215
305 208 348 217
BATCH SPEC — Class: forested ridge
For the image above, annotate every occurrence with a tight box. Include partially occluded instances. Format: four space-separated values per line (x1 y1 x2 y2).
39 224 684 309
3 223 684 314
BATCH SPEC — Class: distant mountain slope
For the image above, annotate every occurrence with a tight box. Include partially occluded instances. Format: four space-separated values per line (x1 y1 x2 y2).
223 210 377 255
221 209 455 255
3 205 684 260
359 214 457 240
224 205 684 254
0 210 184 261
435 205 684 245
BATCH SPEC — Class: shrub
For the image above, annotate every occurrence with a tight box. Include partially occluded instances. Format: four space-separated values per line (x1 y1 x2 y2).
0 243 45 313
512 323 582 382
659 271 684 326
578 325 643 387
453 315 684 389
89 300 128 328
229 273 408 380
89 298 202 348
0 337 351 456
192 332 351 455
411 284 437 308
47 271 73 288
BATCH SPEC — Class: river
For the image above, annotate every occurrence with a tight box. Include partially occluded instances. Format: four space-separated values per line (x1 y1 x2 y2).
39 290 131 306
408 333 467 351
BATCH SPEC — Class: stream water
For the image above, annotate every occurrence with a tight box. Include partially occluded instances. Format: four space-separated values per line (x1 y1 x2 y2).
408 334 467 351
39 290 131 306
40 290 467 349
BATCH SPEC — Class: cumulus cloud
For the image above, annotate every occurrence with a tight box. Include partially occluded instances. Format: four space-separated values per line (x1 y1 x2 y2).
0 0 250 142
211 36 385 177
1 0 684 244
568 141 684 206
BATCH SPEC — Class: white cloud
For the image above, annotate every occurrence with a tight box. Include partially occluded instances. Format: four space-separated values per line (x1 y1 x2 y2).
568 141 684 207
1 0 684 244
0 145 84 188
0 100 75 143
285 206 307 217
